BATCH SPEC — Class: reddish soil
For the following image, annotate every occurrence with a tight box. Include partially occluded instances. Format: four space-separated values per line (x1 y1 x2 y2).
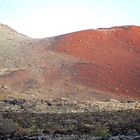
0 69 29 88
51 26 140 99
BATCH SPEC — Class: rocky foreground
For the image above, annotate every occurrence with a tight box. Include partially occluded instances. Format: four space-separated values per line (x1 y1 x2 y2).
0 98 140 139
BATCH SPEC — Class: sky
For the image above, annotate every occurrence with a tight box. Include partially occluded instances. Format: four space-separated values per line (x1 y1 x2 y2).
0 0 140 38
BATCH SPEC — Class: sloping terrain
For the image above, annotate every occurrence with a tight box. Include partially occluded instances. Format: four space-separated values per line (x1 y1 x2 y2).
0 23 140 101
49 26 140 99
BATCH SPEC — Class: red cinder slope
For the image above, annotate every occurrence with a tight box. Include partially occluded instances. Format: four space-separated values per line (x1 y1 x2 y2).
0 24 140 101
48 26 140 99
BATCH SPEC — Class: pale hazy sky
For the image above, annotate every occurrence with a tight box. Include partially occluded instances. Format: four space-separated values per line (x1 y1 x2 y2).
0 0 140 38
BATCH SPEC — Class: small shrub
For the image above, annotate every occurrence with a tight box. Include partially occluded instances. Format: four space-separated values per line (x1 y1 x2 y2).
94 123 110 138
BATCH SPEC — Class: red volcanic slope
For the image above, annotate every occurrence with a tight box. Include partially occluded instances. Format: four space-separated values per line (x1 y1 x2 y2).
47 26 140 99
0 24 140 100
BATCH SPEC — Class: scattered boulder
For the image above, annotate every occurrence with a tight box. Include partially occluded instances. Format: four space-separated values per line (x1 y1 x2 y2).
0 85 8 89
